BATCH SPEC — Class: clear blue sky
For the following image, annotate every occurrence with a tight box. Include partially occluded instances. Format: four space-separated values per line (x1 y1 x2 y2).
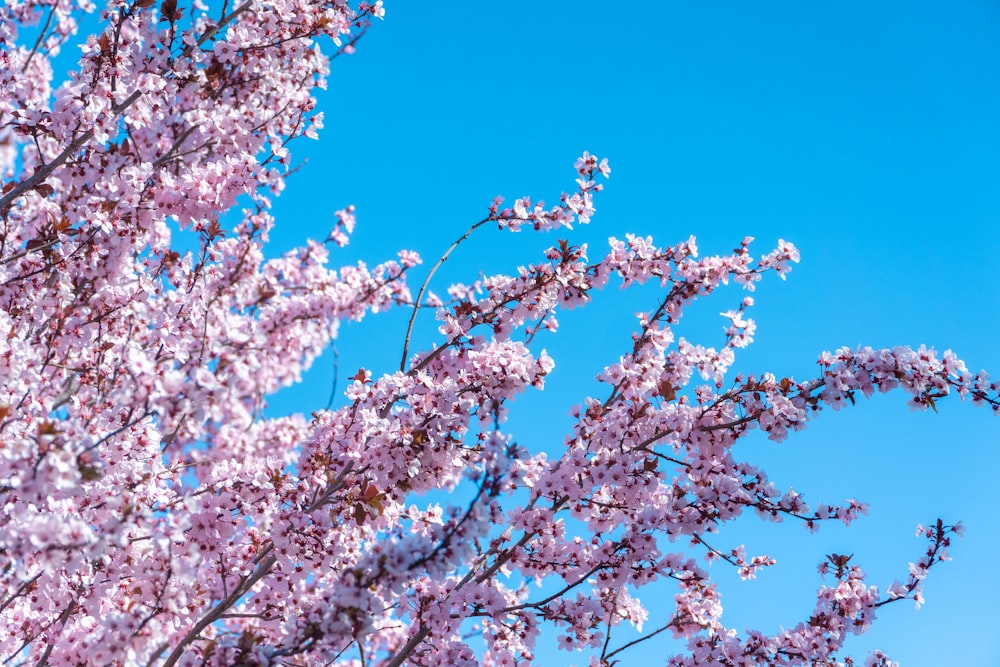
250 2 1000 663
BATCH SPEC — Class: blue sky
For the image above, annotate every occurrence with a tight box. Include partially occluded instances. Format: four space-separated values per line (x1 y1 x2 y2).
256 2 1000 664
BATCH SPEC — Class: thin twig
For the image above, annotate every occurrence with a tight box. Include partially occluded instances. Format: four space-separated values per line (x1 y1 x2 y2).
399 218 490 371
22 4 56 73
324 344 339 410
383 626 431 667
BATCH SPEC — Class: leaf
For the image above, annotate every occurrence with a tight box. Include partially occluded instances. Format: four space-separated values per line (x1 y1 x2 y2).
160 0 178 22
205 60 226 81
256 285 277 302
826 553 854 574
353 503 367 526
808 613 829 628
657 380 677 401
203 219 226 239
37 420 61 436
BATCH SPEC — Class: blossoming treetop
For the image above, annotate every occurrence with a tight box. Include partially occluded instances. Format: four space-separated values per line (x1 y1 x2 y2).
0 1 996 665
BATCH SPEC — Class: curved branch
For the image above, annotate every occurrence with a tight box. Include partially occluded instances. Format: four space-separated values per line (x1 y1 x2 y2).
399 217 490 371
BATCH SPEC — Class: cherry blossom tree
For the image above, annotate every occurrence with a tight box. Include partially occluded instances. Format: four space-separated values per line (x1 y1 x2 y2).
0 2 996 666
